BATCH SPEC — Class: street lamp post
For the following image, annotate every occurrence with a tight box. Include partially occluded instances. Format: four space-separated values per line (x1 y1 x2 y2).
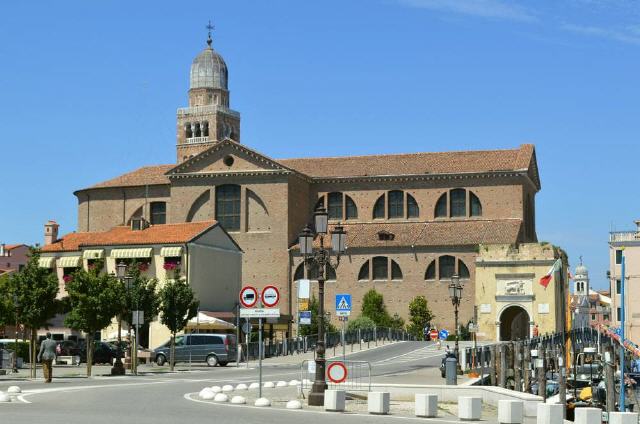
111 262 130 376
449 274 463 375
299 207 346 406
13 294 19 373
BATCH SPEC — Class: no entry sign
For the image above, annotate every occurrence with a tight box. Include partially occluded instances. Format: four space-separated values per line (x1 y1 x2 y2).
240 286 258 308
261 285 280 308
430 329 438 341
327 362 348 384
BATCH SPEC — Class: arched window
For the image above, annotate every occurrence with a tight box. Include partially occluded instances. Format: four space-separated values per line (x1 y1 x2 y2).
150 202 166 225
359 257 402 282
215 184 241 231
407 194 419 218
450 189 466 217
185 123 193 139
373 196 385 219
358 261 370 281
298 262 337 282
439 255 456 279
459 259 470 279
317 193 358 220
194 122 202 137
470 192 482 217
425 261 436 280
294 263 305 281
328 192 343 220
373 191 420 219
388 191 404 218
202 121 209 137
435 193 447 218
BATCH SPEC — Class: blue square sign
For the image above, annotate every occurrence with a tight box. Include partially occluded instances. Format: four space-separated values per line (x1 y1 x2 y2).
336 294 351 317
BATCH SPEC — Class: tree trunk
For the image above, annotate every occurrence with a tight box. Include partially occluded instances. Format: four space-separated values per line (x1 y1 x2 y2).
31 328 37 379
86 336 93 377
170 332 175 371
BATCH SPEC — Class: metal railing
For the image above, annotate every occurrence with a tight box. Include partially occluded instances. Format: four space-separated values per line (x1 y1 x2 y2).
610 231 640 243
183 136 209 144
177 104 240 118
242 327 414 361
299 359 372 392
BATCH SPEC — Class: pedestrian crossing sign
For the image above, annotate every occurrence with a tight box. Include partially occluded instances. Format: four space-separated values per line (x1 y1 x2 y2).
336 294 351 316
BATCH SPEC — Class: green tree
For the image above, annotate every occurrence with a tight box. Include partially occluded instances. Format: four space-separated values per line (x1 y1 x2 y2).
361 289 392 327
389 313 405 330
406 296 434 340
64 266 122 376
9 249 61 378
0 274 13 326
299 295 337 337
158 274 199 371
346 316 376 332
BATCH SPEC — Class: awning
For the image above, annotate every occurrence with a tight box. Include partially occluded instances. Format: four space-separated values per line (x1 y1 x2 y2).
58 256 82 268
186 312 236 330
82 249 104 259
111 248 153 259
38 257 56 268
160 246 183 257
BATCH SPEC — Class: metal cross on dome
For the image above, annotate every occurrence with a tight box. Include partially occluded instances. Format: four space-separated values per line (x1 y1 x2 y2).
206 20 215 46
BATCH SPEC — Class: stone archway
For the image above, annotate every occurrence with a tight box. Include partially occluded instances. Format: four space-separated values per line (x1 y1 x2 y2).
499 305 529 341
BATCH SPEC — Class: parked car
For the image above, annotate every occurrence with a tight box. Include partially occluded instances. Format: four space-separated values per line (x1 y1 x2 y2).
153 333 237 367
56 340 82 356
77 341 117 365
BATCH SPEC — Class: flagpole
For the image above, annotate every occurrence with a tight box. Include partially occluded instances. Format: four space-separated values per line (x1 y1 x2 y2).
620 252 626 412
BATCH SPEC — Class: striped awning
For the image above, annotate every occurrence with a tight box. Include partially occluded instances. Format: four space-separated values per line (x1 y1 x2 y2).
111 248 153 259
38 257 56 268
160 246 183 257
82 249 104 259
58 256 82 268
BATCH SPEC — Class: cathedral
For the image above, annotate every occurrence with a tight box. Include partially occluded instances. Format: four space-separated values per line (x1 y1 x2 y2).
69 31 541 336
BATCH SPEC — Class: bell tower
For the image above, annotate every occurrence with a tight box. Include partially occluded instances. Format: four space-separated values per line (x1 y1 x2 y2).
176 22 241 163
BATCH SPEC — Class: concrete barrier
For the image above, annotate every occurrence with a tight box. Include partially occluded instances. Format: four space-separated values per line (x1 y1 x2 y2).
325 390 346 412
415 394 438 418
609 412 639 424
536 403 563 424
458 396 482 421
574 408 601 424
498 400 523 424
368 392 390 415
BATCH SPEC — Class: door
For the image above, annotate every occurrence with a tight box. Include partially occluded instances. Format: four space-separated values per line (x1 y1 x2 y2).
173 335 188 362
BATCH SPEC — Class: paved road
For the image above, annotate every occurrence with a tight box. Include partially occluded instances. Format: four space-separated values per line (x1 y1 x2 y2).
0 341 473 424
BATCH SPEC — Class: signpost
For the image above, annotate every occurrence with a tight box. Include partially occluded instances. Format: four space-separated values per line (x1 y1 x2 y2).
132 310 143 375
327 362 348 384
439 329 449 340
336 294 351 360
430 329 438 341
299 311 311 325
239 285 280 399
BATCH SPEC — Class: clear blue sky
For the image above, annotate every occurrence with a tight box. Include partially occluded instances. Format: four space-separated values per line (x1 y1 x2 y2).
1 0 639 290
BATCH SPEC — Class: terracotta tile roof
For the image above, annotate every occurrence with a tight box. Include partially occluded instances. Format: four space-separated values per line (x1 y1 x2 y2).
80 165 174 191
3 244 27 251
41 221 218 253
79 145 537 190
279 144 536 179
294 219 524 250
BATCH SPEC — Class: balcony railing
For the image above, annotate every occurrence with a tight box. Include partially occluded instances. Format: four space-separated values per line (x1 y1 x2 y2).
177 104 240 118
609 231 640 243
184 136 209 144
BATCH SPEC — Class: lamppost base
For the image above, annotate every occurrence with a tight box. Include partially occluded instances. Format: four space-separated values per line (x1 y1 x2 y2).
308 382 328 406
111 361 126 376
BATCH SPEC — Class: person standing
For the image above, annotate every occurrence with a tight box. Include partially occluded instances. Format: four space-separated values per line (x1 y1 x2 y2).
37 332 57 383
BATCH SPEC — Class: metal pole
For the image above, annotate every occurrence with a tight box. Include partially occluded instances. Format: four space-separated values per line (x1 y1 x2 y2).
258 317 263 398
342 318 346 361
619 254 626 412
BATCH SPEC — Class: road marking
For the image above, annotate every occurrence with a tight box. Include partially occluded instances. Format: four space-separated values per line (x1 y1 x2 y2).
183 392 463 423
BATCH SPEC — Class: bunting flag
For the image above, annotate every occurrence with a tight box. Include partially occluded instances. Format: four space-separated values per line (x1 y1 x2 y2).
539 258 562 288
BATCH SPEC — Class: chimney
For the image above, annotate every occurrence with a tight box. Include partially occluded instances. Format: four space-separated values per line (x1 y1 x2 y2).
44 220 59 246
635 220 640 233
0 243 4 256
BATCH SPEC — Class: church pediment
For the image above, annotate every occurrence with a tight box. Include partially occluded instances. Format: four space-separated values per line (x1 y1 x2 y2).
167 139 300 177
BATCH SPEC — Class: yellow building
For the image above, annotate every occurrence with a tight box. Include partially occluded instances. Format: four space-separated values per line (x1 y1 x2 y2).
475 243 568 341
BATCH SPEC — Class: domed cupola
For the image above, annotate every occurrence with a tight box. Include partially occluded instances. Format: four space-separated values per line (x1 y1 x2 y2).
190 39 228 91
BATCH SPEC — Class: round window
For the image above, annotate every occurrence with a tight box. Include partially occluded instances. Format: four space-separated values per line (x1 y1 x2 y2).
223 155 234 167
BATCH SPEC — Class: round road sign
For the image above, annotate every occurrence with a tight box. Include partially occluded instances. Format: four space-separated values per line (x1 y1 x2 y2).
261 285 280 308
327 362 348 384
240 286 258 308
429 329 438 341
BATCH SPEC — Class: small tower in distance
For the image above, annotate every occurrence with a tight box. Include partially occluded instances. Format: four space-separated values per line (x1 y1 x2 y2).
44 220 59 246
573 260 591 329
176 21 241 163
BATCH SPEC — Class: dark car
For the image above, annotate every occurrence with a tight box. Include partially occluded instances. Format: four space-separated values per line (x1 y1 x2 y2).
57 340 82 356
78 341 117 365
153 333 237 367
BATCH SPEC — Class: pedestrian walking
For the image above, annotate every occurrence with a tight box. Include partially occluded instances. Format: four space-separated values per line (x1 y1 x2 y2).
37 332 57 383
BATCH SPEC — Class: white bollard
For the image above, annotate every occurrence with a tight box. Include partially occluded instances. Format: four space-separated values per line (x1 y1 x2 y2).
458 396 482 421
231 396 246 404
415 394 438 418
7 386 21 394
222 384 234 392
287 400 303 409
574 408 602 424
255 397 271 407
214 393 229 402
368 392 390 415
289 380 300 386
199 388 215 400
498 400 523 424
264 381 275 388
609 412 640 424
325 390 346 412
248 382 260 390
235 383 248 391
276 381 288 388
210 385 222 393
536 403 563 424
0 392 11 403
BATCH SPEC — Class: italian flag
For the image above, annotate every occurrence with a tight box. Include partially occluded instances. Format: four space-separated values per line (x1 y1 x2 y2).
539 258 562 288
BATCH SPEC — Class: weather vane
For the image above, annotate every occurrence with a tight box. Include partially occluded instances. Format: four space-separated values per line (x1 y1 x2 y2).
206 20 214 46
